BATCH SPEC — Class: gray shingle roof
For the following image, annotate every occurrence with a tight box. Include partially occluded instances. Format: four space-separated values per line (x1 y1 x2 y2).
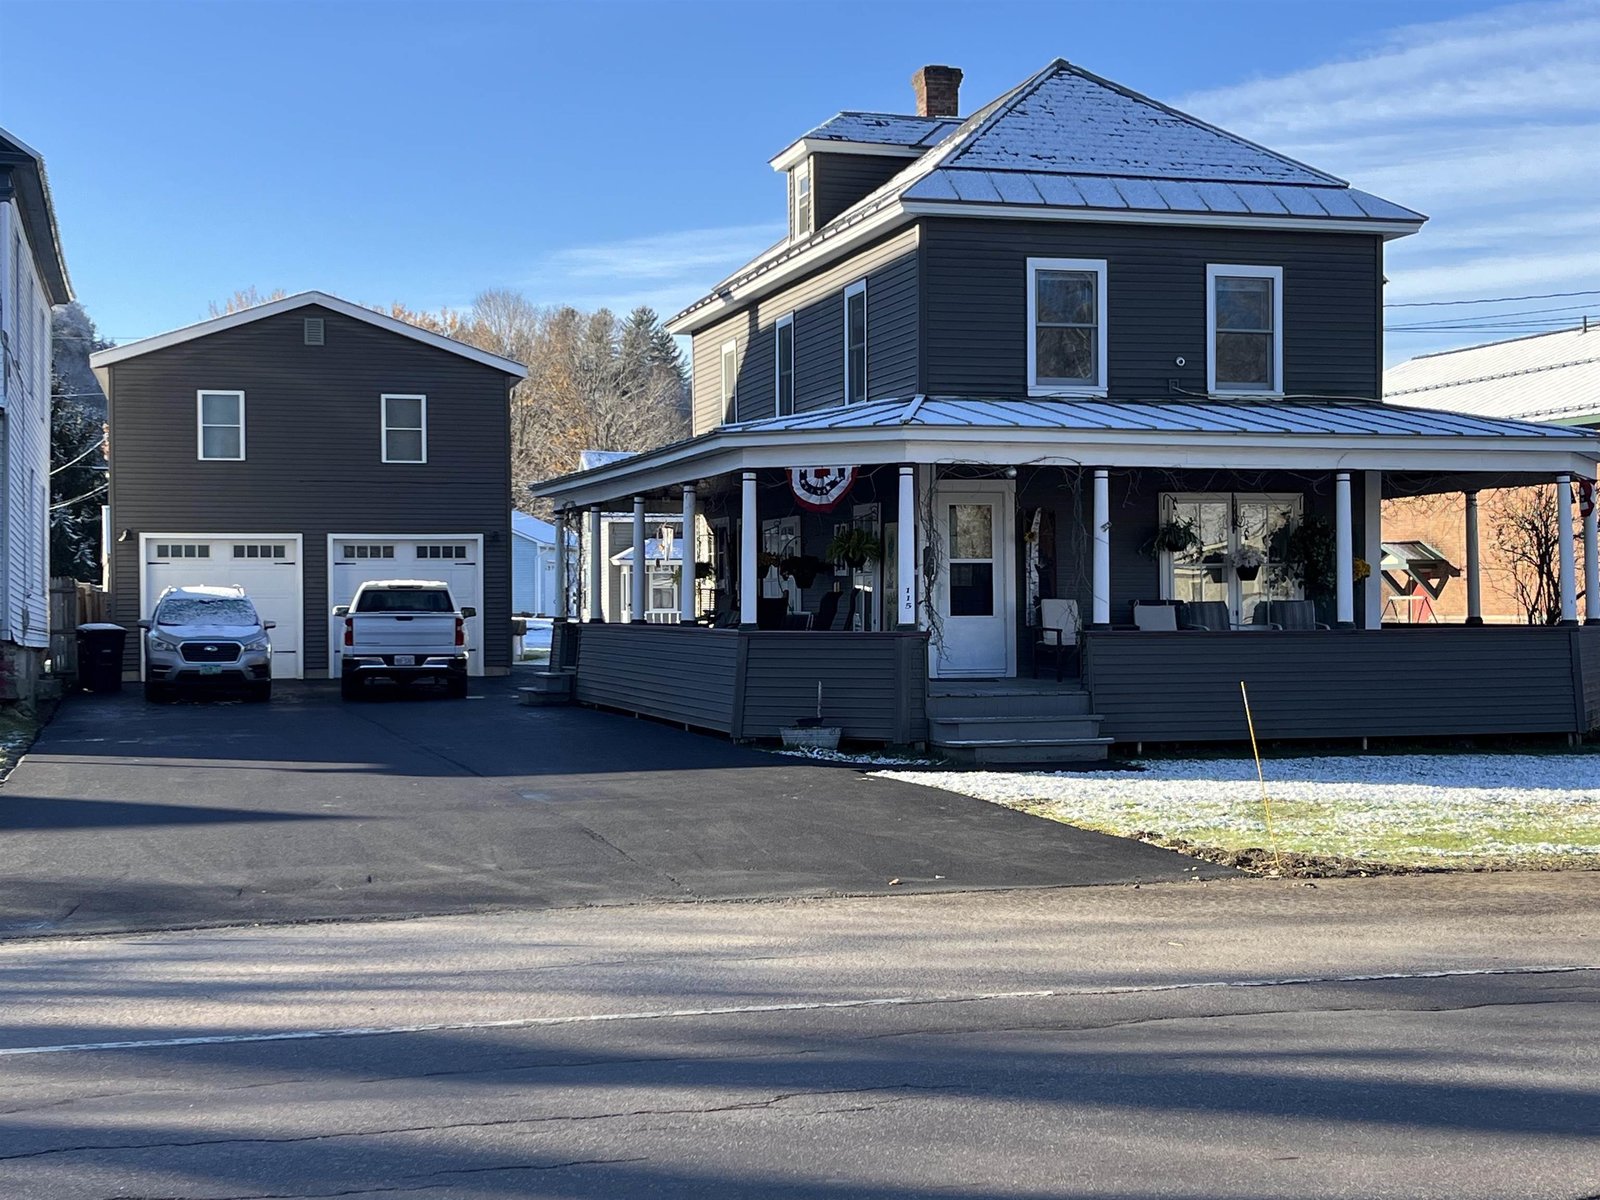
793 112 962 149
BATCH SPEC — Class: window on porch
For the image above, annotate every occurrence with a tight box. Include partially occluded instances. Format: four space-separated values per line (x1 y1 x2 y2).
1161 493 1302 625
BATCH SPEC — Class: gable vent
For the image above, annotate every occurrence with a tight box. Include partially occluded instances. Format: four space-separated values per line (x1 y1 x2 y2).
303 317 325 346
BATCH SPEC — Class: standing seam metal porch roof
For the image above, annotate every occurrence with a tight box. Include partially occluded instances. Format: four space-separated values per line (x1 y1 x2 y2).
724 396 1597 440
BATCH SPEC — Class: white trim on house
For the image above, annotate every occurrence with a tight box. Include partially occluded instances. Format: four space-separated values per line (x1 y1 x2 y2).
666 199 1421 336
720 340 739 423
792 159 812 239
325 533 486 677
90 291 528 379
769 139 924 171
380 393 428 464
137 532 305 679
196 390 246 461
774 312 795 417
844 279 867 404
1206 264 1284 397
1026 257 1108 397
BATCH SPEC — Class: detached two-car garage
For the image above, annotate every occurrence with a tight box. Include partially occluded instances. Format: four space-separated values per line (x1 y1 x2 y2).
141 533 486 678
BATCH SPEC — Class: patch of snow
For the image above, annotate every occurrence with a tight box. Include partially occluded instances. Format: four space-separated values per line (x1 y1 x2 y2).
774 746 940 768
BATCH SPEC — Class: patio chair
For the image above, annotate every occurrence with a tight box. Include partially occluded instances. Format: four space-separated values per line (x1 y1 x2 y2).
1253 599 1330 630
1179 600 1234 631
1132 601 1181 631
1034 597 1080 682
813 590 841 631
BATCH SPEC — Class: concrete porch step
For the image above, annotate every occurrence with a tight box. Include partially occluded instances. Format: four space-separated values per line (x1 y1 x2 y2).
936 736 1114 765
518 671 573 706
930 714 1104 742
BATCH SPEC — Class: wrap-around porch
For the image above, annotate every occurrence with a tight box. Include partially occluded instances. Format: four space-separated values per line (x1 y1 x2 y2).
534 397 1600 751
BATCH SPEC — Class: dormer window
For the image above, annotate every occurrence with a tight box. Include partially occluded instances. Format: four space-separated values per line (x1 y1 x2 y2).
792 160 812 238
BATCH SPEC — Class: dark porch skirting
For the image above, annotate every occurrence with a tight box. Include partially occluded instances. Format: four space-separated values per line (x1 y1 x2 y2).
1082 626 1600 743
566 623 931 743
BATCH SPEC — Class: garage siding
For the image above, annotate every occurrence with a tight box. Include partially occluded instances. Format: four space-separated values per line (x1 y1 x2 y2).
107 305 515 676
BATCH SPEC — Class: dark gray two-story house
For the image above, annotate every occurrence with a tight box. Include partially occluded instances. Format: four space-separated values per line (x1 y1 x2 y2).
535 61 1600 759
92 292 526 680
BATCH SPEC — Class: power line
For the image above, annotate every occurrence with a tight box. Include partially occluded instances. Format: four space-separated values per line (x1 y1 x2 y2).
1386 302 1600 327
1385 288 1600 309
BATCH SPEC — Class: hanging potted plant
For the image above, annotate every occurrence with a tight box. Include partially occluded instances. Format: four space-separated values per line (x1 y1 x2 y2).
1226 545 1266 582
1148 517 1202 559
780 554 825 589
757 550 782 571
826 527 883 570
1353 557 1372 584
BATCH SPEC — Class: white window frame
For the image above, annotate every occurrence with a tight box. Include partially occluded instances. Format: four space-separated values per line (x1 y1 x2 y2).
1159 491 1304 624
196 390 246 461
774 312 795 417
843 279 867 405
1026 257 1108 397
793 160 812 238
381 393 428 464
1206 264 1284 397
720 340 739 423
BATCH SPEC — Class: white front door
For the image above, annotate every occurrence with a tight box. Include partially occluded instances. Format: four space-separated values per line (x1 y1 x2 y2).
933 482 1015 677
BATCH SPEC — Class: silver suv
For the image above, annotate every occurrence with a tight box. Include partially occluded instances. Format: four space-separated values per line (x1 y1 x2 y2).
140 585 275 702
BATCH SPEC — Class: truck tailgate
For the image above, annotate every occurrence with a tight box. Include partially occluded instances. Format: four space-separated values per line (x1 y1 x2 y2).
349 614 457 655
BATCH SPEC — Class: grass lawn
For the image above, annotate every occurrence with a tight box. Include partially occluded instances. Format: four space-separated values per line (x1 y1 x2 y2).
875 752 1600 871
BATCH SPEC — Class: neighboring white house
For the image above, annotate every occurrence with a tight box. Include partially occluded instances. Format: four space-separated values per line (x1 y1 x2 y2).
0 128 73 702
511 510 575 616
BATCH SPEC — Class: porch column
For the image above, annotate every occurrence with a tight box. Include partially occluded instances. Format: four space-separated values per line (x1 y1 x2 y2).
680 484 697 624
552 508 569 620
1091 468 1110 627
586 506 603 622
1363 471 1383 629
631 495 647 623
740 470 758 627
1558 474 1578 624
1334 471 1354 628
897 465 916 628
1585 480 1599 626
1464 491 1483 625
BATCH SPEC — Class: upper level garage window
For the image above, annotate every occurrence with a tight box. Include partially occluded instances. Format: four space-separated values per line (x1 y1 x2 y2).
1208 265 1283 395
382 394 427 463
1027 258 1107 396
197 390 245 460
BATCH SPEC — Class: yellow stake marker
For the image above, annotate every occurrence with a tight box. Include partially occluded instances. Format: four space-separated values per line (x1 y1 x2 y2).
1240 680 1284 875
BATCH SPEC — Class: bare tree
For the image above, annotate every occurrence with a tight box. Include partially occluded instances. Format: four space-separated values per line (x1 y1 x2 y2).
1488 485 1566 625
209 287 288 317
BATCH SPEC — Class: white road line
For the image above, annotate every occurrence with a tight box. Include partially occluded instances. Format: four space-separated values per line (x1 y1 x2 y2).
2 964 1591 1059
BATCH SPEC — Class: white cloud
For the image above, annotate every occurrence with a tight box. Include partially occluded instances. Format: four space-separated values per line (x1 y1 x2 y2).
1177 0 1600 362
519 222 783 319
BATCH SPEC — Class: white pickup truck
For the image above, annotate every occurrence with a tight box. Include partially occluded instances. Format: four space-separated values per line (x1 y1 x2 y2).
334 580 475 699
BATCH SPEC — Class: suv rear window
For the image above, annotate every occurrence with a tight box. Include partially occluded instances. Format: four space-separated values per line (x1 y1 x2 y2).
355 588 453 613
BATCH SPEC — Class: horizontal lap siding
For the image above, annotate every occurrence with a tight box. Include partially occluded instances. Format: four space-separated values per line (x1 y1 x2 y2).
922 218 1380 399
740 632 928 741
690 226 920 434
574 625 739 732
812 154 912 228
106 306 514 675
1084 628 1583 742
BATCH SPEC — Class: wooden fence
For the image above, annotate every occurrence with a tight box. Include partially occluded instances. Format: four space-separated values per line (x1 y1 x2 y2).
49 577 112 676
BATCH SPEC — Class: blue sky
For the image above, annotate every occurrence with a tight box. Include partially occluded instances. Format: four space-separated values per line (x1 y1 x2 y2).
2 0 1597 363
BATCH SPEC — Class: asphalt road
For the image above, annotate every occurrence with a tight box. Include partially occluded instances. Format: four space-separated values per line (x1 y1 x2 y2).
1 873 1596 1199
0 676 1220 937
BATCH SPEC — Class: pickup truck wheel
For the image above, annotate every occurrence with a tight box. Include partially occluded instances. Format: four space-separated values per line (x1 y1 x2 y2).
446 674 469 699
339 673 363 701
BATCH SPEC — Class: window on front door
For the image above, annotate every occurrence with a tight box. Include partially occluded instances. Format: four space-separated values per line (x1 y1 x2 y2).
947 504 996 616
1161 493 1303 625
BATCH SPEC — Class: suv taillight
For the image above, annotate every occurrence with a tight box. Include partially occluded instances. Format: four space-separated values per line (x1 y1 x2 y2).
455 617 465 647
343 617 353 647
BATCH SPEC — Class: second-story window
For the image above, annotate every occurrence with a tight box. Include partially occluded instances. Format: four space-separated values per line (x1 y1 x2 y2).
793 161 812 238
197 390 245 460
1208 265 1283 394
844 280 867 405
775 314 795 417
1027 258 1107 396
720 340 739 422
382 394 428 463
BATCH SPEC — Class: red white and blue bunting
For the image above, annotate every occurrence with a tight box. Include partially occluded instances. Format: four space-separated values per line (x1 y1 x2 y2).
788 466 858 512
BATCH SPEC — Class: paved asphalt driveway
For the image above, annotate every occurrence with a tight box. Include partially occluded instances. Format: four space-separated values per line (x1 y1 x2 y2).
0 674 1221 936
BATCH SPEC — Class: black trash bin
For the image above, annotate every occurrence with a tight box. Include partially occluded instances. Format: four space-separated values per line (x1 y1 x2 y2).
76 623 128 693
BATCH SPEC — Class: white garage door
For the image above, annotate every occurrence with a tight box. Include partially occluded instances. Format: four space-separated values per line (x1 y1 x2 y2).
142 536 303 678
328 535 484 676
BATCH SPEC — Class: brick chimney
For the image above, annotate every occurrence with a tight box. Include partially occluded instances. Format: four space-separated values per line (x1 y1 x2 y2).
912 65 962 118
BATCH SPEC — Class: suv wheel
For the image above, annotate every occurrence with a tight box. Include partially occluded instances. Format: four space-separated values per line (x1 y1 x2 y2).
143 679 169 704
247 680 272 703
